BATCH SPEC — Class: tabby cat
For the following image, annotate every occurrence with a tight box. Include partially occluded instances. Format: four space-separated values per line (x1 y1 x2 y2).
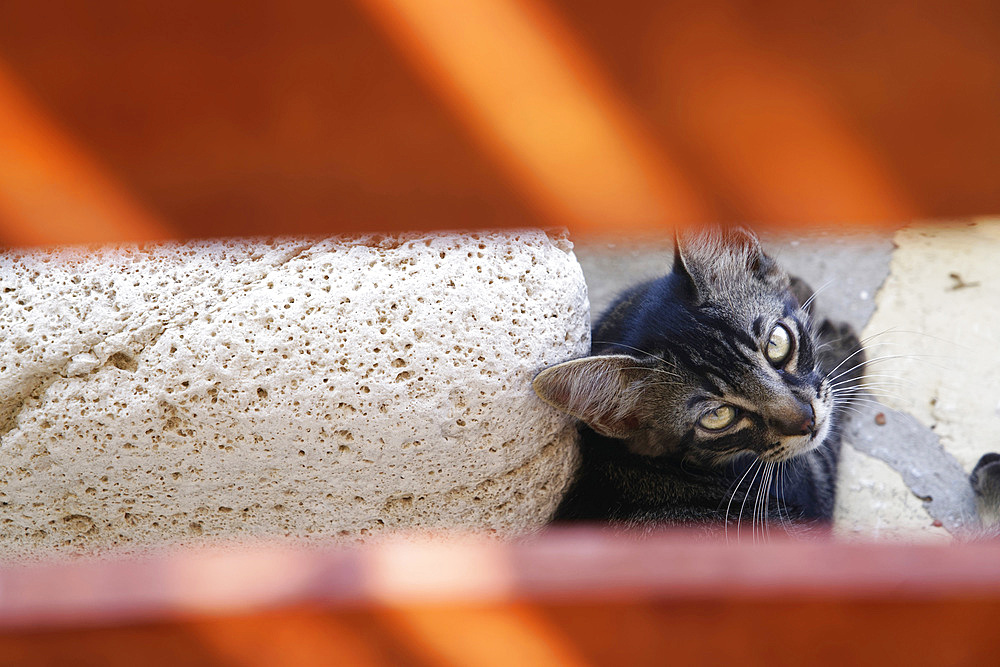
533 228 865 535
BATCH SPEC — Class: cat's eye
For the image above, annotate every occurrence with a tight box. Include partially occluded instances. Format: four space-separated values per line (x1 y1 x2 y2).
698 405 737 431
766 323 792 365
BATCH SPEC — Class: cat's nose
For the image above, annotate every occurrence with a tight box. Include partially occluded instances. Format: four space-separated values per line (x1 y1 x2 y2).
771 402 815 437
795 412 816 436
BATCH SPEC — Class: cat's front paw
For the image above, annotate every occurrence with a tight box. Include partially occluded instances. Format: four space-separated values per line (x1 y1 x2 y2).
971 453 1000 530
817 319 864 385
971 453 1000 500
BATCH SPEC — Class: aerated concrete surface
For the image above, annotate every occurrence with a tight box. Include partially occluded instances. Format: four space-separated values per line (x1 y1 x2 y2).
0 231 588 560
575 220 1000 541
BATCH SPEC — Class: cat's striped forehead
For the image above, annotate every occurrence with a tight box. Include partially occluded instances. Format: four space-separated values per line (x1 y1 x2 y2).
652 290 803 388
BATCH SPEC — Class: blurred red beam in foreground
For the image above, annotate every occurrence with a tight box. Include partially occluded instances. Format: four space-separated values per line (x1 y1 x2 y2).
2 530 1000 665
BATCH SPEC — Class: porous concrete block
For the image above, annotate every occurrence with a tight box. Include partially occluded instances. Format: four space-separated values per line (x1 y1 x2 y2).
0 231 589 560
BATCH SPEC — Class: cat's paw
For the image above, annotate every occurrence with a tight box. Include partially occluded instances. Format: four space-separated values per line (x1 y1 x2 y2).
971 453 1000 500
971 453 1000 529
817 319 865 384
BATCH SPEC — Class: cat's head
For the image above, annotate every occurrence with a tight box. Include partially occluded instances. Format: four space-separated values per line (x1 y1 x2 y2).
533 227 837 466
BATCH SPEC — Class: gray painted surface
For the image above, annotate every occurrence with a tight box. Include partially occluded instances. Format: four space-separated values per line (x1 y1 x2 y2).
843 402 980 534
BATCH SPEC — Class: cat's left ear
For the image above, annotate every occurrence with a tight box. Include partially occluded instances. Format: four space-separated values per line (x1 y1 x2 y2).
723 227 781 282
673 226 781 300
532 354 656 439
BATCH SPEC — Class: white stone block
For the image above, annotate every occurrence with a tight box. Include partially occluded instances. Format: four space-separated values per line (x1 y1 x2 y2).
0 231 588 560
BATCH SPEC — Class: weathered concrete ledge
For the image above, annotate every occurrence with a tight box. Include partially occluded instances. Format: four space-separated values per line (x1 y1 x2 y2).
0 231 589 560
834 220 1000 541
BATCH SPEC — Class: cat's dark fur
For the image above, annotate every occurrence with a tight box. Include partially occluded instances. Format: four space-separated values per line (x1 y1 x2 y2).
533 228 865 535
971 453 1000 534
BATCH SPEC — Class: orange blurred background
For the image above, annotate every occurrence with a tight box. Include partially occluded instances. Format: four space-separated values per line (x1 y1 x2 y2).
1 0 999 244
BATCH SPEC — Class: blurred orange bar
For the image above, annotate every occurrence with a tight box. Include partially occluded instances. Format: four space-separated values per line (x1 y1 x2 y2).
0 61 171 247
2 2 997 244
357 0 712 236
3 531 1000 665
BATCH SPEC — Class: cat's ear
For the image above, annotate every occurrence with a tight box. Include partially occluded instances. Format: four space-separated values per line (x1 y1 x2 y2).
532 354 655 439
674 226 781 295
723 227 781 281
672 229 701 302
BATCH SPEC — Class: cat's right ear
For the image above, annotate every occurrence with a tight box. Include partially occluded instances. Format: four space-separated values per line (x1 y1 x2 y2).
532 355 655 439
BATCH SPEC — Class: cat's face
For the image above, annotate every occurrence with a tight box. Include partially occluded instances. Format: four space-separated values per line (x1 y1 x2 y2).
633 280 833 466
534 228 837 466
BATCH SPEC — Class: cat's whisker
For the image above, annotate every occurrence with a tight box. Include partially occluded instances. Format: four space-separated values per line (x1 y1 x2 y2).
827 352 940 384
832 382 908 394
833 391 884 401
857 327 916 346
763 462 774 541
778 461 791 526
835 393 911 407
832 382 906 393
835 389 910 403
831 389 906 402
822 341 881 379
593 341 683 371
831 371 905 382
829 374 907 391
752 464 762 544
754 461 772 544
836 395 904 405
823 337 910 363
725 458 760 543
845 353 954 382
836 397 899 410
800 278 836 312
772 463 782 533
831 387 903 399
764 462 775 542
619 366 684 381
834 404 867 418
752 463 764 544
736 460 764 544
750 463 771 544
859 326 968 351
648 369 684 379
831 388 907 404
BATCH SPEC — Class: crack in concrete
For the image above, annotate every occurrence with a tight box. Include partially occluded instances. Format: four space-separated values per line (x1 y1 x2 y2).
129 240 322 361
1 318 174 442
0 374 60 439
842 399 980 535
1 240 322 443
